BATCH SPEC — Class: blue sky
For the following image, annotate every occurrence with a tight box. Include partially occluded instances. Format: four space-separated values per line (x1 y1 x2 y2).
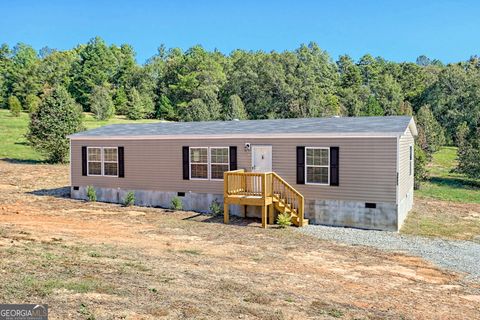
1 0 478 64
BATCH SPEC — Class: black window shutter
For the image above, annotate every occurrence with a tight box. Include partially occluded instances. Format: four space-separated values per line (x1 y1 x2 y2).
330 147 339 186
81 146 87 176
229 146 237 171
182 146 190 180
296 146 305 184
118 147 125 178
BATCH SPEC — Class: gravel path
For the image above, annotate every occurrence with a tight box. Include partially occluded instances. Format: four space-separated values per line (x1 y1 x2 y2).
297 225 480 281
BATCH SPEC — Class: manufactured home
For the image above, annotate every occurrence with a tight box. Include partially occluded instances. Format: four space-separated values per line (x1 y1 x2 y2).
68 116 417 231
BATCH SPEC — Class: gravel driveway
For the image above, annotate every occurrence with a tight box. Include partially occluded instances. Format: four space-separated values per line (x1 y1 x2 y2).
297 225 480 281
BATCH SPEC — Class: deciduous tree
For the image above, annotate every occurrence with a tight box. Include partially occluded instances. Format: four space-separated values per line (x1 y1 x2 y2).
90 84 115 120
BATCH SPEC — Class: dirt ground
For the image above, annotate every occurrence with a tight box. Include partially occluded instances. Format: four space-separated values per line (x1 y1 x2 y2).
0 160 479 319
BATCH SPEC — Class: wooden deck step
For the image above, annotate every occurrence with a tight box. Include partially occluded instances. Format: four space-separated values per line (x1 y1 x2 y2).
224 170 306 228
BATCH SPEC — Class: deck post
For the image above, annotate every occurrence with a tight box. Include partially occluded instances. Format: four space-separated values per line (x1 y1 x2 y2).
224 202 229 224
298 196 304 227
268 204 274 225
261 205 267 228
262 173 268 228
223 171 229 224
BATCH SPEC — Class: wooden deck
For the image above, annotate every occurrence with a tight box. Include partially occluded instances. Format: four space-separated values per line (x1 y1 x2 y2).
223 169 307 228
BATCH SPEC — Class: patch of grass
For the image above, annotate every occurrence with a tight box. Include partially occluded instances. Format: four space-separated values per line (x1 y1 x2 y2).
310 300 345 318
416 147 480 203
123 261 151 272
402 207 480 241
243 292 273 305
284 297 294 303
178 249 202 255
82 112 158 129
148 287 158 294
43 252 60 260
21 275 115 297
79 303 96 320
0 110 42 161
88 251 102 258
0 109 158 162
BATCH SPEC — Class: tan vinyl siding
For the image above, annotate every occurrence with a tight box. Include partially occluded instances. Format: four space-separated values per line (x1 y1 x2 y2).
71 136 398 203
398 129 414 201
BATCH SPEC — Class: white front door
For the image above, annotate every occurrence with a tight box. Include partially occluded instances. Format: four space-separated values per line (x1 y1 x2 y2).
251 145 272 172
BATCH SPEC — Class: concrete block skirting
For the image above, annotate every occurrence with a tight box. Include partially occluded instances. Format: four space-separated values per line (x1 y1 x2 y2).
71 186 241 215
305 199 399 231
71 186 406 231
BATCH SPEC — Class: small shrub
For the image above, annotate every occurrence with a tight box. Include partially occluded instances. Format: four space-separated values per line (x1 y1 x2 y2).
209 198 222 216
123 191 135 207
276 212 292 228
8 96 22 117
86 186 96 202
170 196 183 210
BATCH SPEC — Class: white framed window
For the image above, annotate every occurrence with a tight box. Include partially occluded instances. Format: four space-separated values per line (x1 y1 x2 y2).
409 145 413 176
103 147 118 176
210 147 229 180
87 147 102 176
189 147 229 180
190 147 209 180
87 147 118 177
305 147 330 185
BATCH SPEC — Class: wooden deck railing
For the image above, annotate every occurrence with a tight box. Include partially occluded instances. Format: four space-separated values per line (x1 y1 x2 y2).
271 172 304 225
223 170 305 227
223 169 273 198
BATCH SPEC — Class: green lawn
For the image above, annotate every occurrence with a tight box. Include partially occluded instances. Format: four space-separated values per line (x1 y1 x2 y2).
0 109 158 162
416 146 480 203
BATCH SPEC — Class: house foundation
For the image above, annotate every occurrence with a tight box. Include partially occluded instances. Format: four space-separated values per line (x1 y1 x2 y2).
72 186 406 231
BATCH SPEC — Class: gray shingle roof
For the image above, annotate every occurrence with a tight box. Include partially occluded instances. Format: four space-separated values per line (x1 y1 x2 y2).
69 116 415 138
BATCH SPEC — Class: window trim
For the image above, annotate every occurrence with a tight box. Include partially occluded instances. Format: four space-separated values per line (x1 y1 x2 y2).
189 147 209 180
305 147 330 186
86 147 118 177
103 147 119 177
87 147 103 177
189 146 230 181
209 147 230 181
409 144 413 176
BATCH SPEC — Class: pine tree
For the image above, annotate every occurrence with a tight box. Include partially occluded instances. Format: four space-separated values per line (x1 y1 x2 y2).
224 94 247 120
156 95 176 120
113 87 128 115
182 98 211 121
27 86 83 163
126 88 146 120
415 105 445 157
360 96 383 116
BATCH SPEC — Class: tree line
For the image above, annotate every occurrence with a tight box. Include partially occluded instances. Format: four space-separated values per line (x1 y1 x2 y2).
0 37 479 181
